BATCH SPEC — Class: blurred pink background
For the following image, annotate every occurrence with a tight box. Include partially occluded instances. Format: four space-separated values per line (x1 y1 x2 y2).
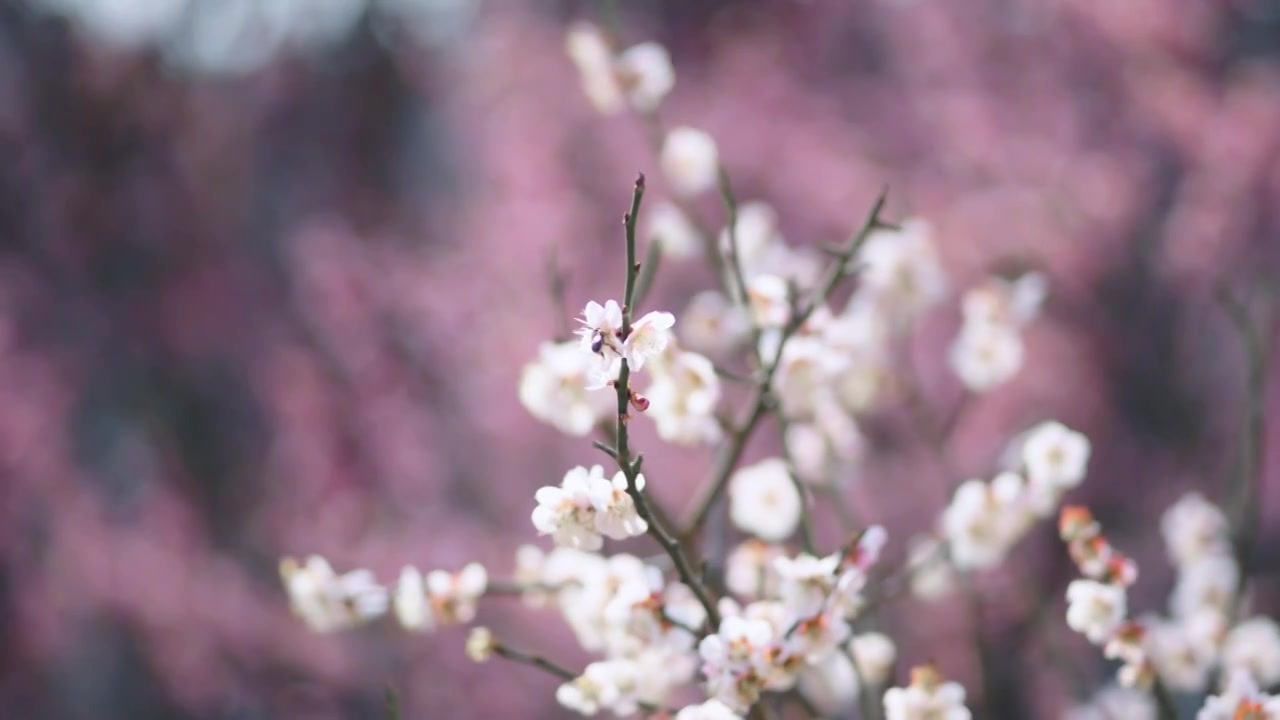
1 0 1279 718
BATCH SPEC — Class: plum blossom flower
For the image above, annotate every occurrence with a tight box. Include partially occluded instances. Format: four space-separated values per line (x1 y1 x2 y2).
1196 670 1280 720
532 465 648 549
1223 617 1280 688
647 201 701 259
280 555 388 633
729 458 802 542
426 563 488 624
797 650 860 716
614 42 675 111
1064 685 1156 720
1171 553 1239 620
1021 421 1091 495
948 320 1024 392
680 290 751 355
883 664 972 720
698 615 777 713
646 348 722 445
564 24 675 113
726 540 785 599
857 218 947 322
851 632 898 687
393 566 432 631
1066 579 1128 644
1143 615 1219 691
466 626 495 663
661 127 719 197
519 340 613 436
624 311 676 371
941 474 1029 570
1161 492 1232 567
675 699 743 720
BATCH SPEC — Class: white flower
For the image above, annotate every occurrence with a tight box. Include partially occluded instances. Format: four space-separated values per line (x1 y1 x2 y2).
1145 615 1218 692
280 556 388 633
1161 493 1231 567
851 632 898 687
746 274 792 328
1021 421 1091 493
513 544 550 608
556 661 626 716
393 566 433 631
426 562 487 625
565 23 623 113
614 42 675 111
1064 685 1156 720
1066 579 1127 645
675 699 743 720
577 300 627 386
646 349 722 445
647 201 701 259
774 553 841 619
532 465 608 550
519 340 613 436
730 458 802 542
1171 553 1239 619
624 311 676 371
948 320 1024 392
857 218 947 321
680 290 751 355
1224 617 1280 688
590 471 649 541
726 540 785 599
961 273 1048 328
699 615 777 713
1197 670 1280 720
942 476 1028 570
465 626 495 662
661 127 719 197
797 651 860 716
883 665 972 720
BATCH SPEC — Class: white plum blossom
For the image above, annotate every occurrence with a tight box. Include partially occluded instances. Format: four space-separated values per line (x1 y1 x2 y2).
624 311 676 371
680 290 751 355
774 553 842 619
564 24 675 113
1144 615 1218 692
425 563 488 625
1064 685 1156 720
647 201 702 259
1171 553 1239 620
729 458 802 542
797 650 860 716
942 475 1029 570
614 42 675 111
726 540 785 599
280 555 388 633
576 300 675 387
948 320 1024 392
532 465 649 549
960 273 1048 328
851 632 898 687
465 626 495 663
1021 421 1092 496
1197 670 1280 720
557 660 631 716
661 127 720 197
519 340 613 436
393 566 432 631
645 347 721 444
1223 617 1280 688
745 273 792 328
1161 492 1231 567
883 664 972 720
565 23 624 113
675 699 743 720
857 218 947 322
1066 579 1128 645
698 614 778 713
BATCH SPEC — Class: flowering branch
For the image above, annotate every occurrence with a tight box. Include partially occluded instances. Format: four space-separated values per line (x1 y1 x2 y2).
612 172 722 632
682 187 890 536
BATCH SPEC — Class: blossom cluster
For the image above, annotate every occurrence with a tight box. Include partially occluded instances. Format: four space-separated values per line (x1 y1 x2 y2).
279 555 487 635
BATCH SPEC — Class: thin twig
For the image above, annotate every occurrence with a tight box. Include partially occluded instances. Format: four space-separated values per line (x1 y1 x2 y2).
492 643 577 682
611 174 722 631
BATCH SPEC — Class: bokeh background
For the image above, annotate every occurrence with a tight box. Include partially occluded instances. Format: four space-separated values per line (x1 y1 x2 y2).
2 0 1280 718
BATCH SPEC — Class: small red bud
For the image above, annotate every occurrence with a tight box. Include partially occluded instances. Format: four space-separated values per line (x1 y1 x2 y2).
630 392 650 413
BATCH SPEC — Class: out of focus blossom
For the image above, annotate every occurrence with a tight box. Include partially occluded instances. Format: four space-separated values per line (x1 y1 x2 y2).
725 541 785 600
675 699 743 720
949 320 1025 392
729 458 802 542
1196 670 1280 720
280 556 388 633
883 664 971 720
466 626 495 662
1066 579 1128 644
1161 492 1232 566
394 566 433 631
857 218 947 323
645 348 722 445
520 340 614 436
907 535 954 600
426 563 488 624
851 632 898 687
647 202 703 260
1064 685 1156 720
614 42 676 111
680 290 751 355
942 474 1028 570
1020 421 1092 496
797 651 860 716
661 127 720 197
1223 617 1280 688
